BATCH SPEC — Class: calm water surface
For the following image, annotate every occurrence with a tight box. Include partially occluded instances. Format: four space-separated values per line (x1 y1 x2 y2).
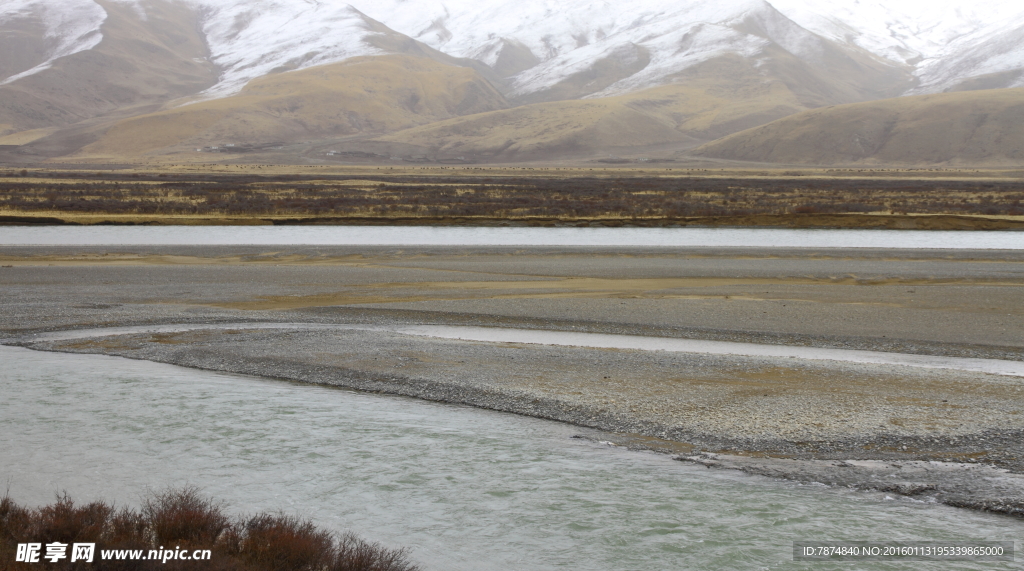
1 346 1019 570
2 226 1024 248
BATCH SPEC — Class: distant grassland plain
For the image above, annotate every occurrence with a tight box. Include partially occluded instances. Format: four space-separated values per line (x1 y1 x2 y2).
1 166 1023 229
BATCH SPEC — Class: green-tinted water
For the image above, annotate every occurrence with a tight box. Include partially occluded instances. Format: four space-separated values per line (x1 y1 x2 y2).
1 346 1018 570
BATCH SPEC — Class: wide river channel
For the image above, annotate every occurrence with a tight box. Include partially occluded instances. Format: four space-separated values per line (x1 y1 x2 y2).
3 225 1024 248
2 345 1020 570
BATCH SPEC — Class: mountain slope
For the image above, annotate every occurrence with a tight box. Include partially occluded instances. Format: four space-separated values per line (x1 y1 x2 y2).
372 97 697 162
0 0 106 86
3 1 1024 165
691 87 1024 165
353 0 917 104
78 55 508 158
0 0 215 138
373 54 810 160
770 0 1024 92
5 0 1024 106
354 0 1024 98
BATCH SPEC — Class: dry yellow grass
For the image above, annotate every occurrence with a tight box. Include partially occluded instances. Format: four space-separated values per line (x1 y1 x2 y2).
6 164 1024 180
693 87 1024 165
377 57 809 159
0 127 55 145
78 55 507 158
73 53 819 162
0 0 215 136
376 98 700 159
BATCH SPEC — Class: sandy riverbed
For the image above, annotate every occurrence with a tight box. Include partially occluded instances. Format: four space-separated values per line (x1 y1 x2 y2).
2 245 1023 516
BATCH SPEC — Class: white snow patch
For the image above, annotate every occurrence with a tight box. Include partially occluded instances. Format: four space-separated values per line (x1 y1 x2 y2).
4 0 1024 99
0 0 107 85
188 1 386 100
770 0 1024 91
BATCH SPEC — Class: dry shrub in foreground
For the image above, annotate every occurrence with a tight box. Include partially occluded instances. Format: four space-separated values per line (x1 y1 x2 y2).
144 489 231 550
0 488 419 571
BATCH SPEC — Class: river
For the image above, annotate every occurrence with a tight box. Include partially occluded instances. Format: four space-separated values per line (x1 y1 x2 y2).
2 345 1019 570
2 225 1024 248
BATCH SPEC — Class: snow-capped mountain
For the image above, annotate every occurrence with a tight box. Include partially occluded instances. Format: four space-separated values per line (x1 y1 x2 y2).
358 0 1024 95
187 1 389 99
0 0 106 85
3 0 1024 164
769 0 1024 92
4 0 1024 99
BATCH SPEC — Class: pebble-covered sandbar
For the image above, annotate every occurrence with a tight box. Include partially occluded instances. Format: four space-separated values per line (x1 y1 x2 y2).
2 245 1023 517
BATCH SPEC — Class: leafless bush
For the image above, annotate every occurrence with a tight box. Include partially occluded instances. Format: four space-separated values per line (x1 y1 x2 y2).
0 489 419 571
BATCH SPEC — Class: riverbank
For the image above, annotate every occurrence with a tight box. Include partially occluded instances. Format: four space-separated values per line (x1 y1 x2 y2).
13 323 1024 519
2 245 1023 518
8 344 1016 571
4 211 1024 230
3 168 1024 230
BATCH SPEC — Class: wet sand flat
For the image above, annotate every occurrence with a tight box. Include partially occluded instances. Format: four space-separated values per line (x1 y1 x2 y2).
3 246 1022 355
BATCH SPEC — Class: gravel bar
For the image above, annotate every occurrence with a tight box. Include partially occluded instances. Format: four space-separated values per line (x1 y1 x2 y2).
3 245 1023 518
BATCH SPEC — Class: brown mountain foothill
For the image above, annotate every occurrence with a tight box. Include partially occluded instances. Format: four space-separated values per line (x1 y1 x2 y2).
2 2 1024 166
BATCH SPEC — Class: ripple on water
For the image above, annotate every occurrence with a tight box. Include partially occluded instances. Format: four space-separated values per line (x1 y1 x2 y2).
0 346 1019 571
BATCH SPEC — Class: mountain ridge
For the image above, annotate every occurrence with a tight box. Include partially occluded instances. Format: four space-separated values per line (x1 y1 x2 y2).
8 0 1024 102
692 87 1024 165
3 0 1024 164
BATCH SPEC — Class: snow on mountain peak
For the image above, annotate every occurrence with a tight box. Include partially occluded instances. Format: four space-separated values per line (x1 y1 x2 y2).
769 0 1024 90
192 0 386 99
0 0 106 85
503 1 777 98
353 0 1024 95
351 0 830 97
4 0 1024 99
0 0 392 97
